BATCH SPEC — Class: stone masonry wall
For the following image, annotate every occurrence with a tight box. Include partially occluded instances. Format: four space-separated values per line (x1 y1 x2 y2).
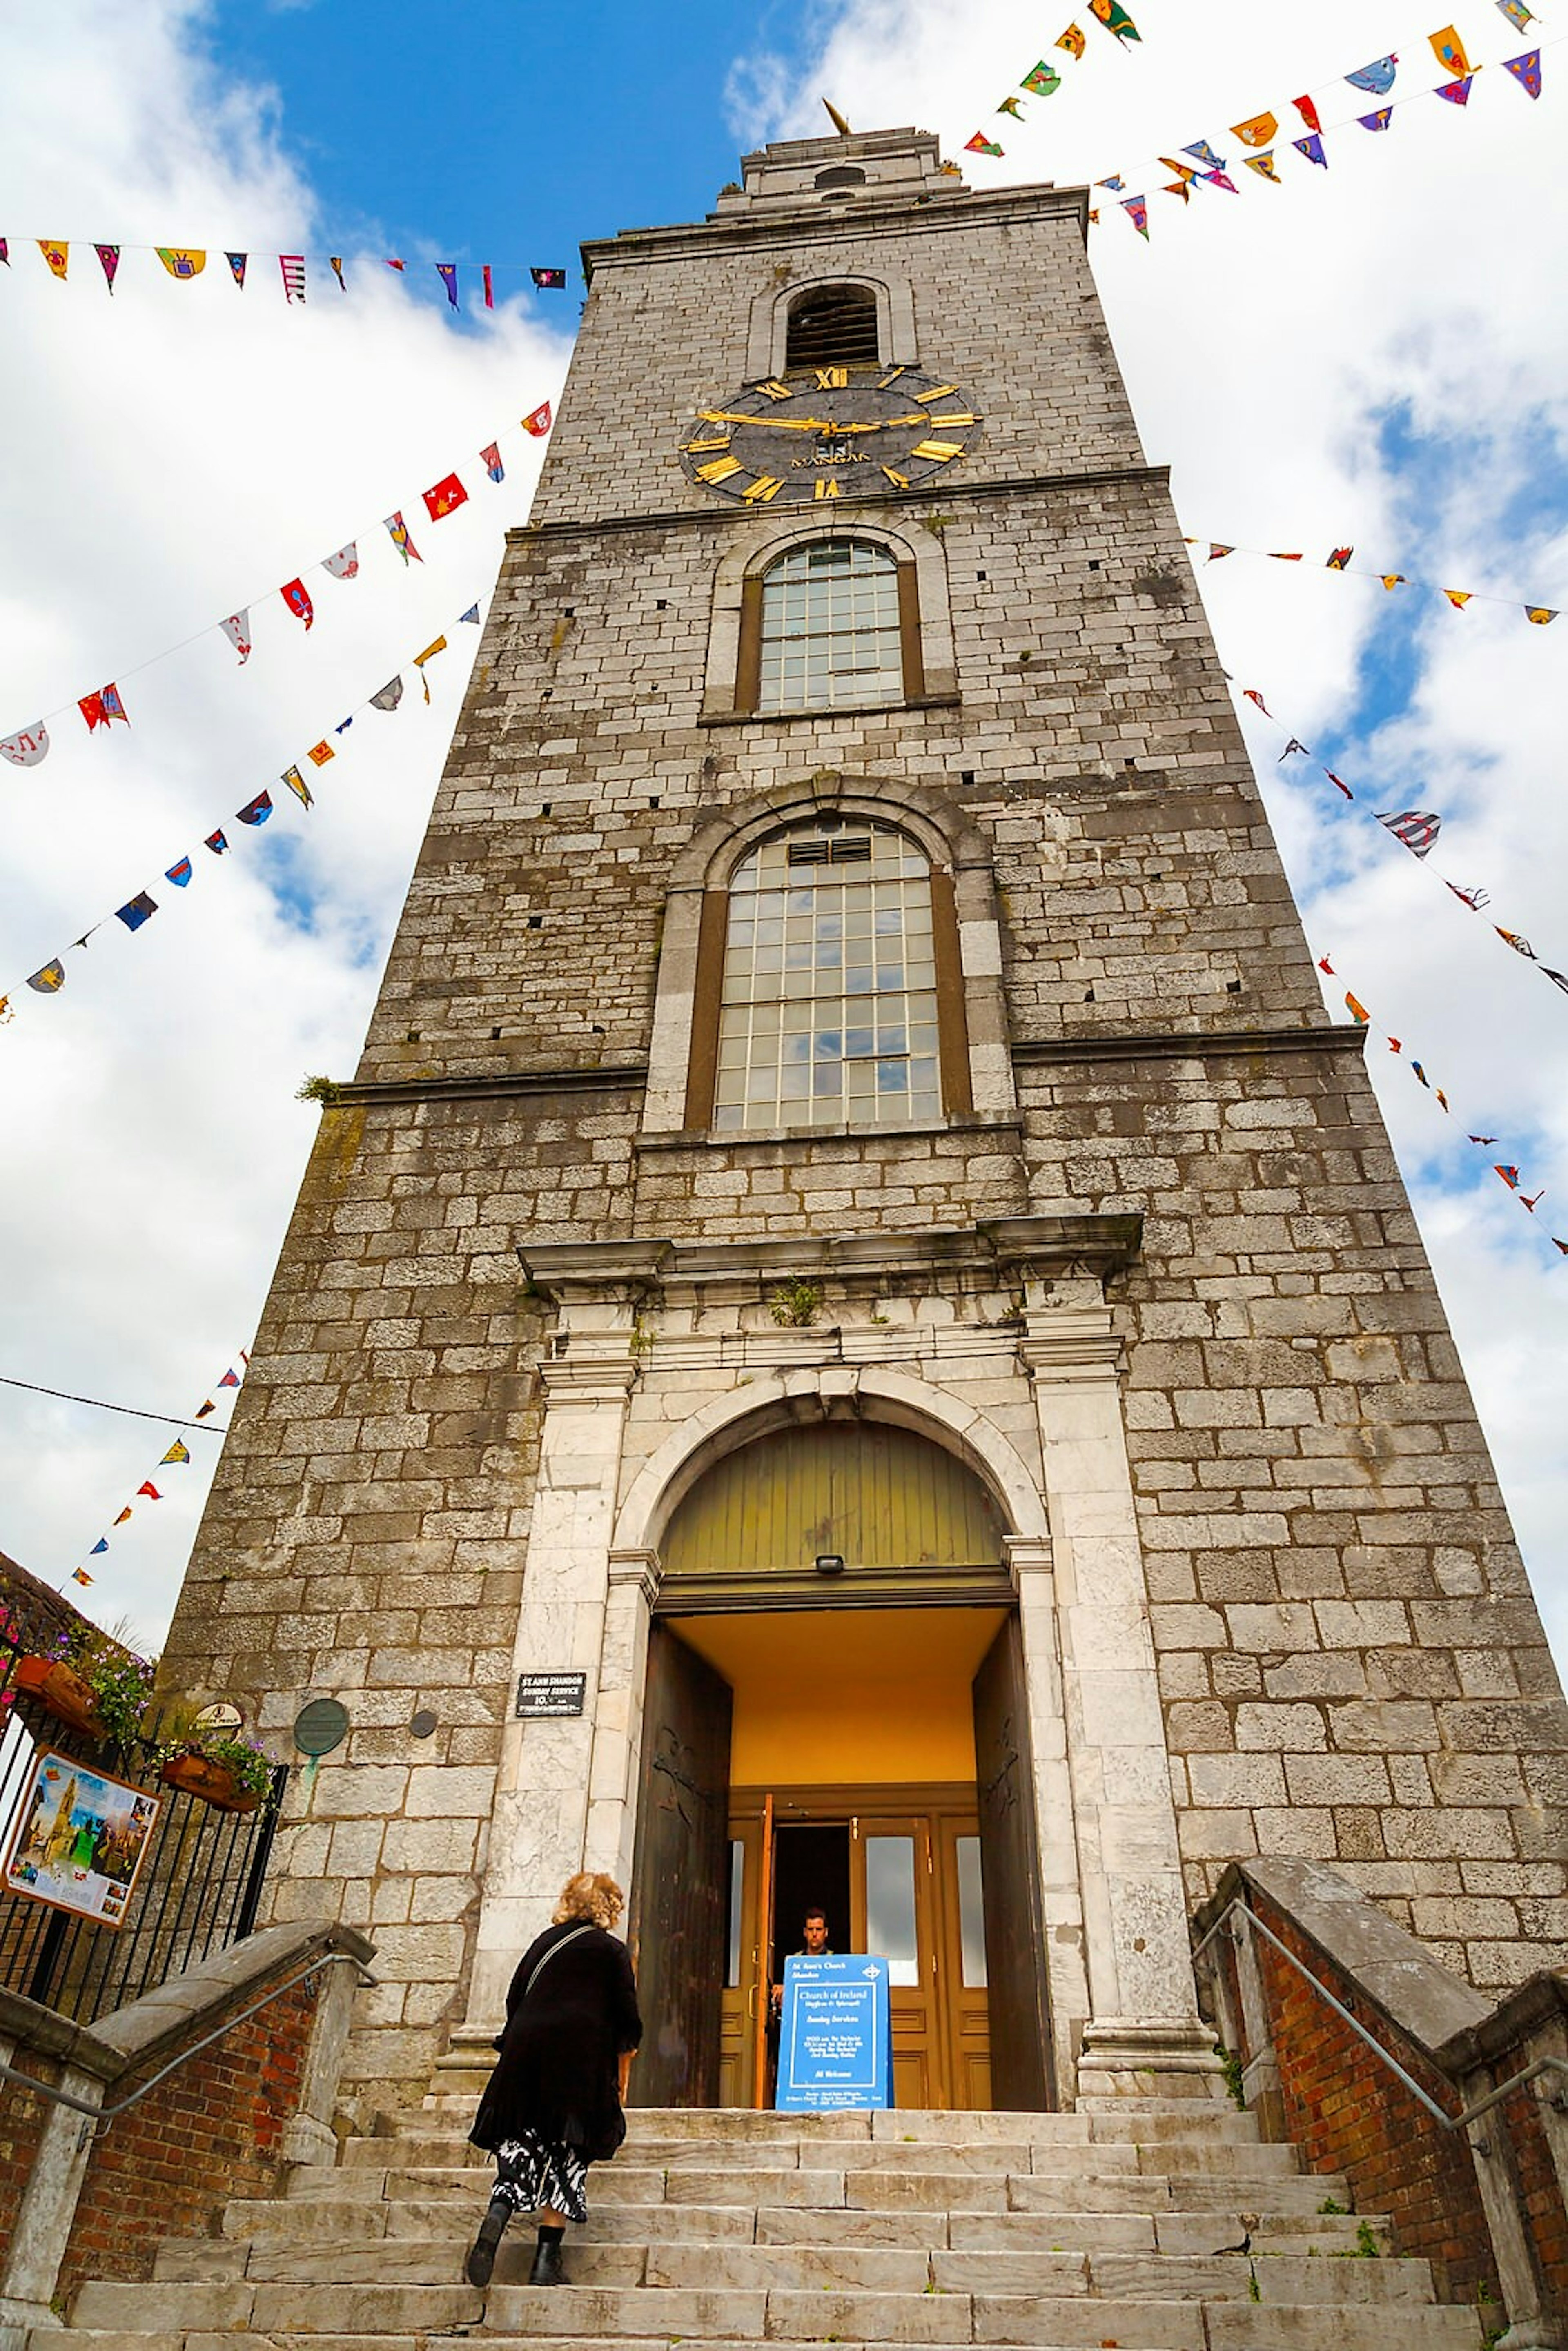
159 141 1568 2099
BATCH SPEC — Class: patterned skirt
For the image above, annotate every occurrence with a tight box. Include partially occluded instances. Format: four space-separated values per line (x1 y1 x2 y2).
491 2126 590 2224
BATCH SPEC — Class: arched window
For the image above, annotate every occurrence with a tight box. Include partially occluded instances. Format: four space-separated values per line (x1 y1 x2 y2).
711 818 942 1131
815 165 866 192
785 284 880 369
755 541 904 715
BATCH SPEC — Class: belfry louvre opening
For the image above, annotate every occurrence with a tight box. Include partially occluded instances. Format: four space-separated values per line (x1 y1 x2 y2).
785 285 880 368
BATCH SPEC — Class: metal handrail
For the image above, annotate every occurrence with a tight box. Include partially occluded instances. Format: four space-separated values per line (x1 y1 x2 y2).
0 1949 375 2132
1194 1894 1568 2137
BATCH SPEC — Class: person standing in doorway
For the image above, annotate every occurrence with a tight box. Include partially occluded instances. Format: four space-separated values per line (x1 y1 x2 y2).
768 1904 837 2095
465 1870 642 2288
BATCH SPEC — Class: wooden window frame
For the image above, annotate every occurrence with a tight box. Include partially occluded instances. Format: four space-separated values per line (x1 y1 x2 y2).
734 545 924 719
683 819 972 1132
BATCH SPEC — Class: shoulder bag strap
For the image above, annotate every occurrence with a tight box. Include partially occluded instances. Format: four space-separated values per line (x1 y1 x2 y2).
523 1921 594 2003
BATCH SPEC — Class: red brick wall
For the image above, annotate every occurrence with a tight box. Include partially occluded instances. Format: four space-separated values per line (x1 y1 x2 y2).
1232 1896 1499 2308
1508 2084 1568 2322
0 2062 51 2266
59 1972 316 2295
0 1965 322 2303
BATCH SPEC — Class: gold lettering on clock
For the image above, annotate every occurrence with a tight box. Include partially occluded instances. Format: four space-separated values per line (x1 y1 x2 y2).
695 455 744 484
813 366 849 390
742 475 784 503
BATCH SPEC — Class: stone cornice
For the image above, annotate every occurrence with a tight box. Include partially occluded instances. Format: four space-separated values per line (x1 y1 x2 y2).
512 464 1170 546
519 1213 1141 1299
580 179 1089 279
328 1062 648 1109
1012 1024 1366 1067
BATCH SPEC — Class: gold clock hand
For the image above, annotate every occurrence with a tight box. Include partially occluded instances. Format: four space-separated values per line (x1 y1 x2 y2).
699 409 834 432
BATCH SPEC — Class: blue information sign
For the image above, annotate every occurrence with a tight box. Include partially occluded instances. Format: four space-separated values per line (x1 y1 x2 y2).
775 1953 893 2111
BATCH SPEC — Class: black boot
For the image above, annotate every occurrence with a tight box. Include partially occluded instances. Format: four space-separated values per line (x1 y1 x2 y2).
529 2225 567 2285
464 2194 510 2287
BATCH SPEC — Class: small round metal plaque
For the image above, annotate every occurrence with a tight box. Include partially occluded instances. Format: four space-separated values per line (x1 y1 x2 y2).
409 1709 438 1740
293 1696 350 1757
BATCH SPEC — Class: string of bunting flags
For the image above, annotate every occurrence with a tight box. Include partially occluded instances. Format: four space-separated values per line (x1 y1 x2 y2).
0 588 492 1027
1233 682 1568 1017
966 0 1148 155
967 13 1548 240
5 243 570 306
1314 954 1566 1263
1185 533 1558 628
0 403 552 772
72 1356 249 1587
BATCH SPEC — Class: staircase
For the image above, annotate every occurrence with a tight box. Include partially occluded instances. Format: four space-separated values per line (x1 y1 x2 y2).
52 2094 1482 2349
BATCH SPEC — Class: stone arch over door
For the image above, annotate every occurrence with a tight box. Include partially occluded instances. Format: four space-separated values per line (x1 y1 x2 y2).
612 1366 1049 1572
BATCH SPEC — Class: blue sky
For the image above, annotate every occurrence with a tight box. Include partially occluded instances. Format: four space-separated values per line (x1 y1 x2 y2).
1 0 1566 1674
203 0 793 292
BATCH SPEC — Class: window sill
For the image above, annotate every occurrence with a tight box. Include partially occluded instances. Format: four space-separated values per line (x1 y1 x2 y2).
635 1111 1023 1154
697 693 961 730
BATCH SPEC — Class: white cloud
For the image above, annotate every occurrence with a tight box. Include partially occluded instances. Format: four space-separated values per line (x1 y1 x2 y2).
732 0 1568 1668
0 0 572 1647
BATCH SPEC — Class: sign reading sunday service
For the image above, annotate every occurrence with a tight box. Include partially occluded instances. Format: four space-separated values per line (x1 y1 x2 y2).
775 1953 893 2111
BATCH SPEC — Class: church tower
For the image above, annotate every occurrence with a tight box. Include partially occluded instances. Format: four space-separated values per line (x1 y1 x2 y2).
161 127 1568 2115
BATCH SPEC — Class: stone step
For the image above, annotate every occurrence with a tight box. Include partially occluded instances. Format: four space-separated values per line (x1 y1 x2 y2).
417 2095 1261 2146
287 2157 1354 2217
60 2284 1483 2348
213 2189 1390 2261
149 2230 1436 2307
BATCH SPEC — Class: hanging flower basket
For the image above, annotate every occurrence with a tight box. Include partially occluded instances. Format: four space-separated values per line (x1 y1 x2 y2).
158 1748 263 1814
14 1656 107 1742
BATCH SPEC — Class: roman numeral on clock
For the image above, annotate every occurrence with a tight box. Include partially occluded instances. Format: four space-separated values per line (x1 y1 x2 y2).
881 467 911 489
755 380 793 401
685 436 732 453
742 476 784 502
915 385 958 404
813 367 849 390
695 455 744 484
910 440 964 462
813 477 842 500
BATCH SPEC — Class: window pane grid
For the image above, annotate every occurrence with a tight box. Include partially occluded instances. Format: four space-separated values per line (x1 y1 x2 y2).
713 821 942 1131
757 542 903 714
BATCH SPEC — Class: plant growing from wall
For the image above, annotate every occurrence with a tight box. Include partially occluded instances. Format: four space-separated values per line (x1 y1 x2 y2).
769 1279 823 1328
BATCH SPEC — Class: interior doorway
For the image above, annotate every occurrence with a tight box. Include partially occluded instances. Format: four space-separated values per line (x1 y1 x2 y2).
770 1824 851 1984
628 1606 1053 2113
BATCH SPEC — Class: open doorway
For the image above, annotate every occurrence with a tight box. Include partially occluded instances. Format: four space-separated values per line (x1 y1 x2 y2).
771 1824 851 1981
628 1608 1052 2111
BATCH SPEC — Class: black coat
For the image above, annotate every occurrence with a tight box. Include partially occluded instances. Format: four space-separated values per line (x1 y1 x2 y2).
470 1921 643 2164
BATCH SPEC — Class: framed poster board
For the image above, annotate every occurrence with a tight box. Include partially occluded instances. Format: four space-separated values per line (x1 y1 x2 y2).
3 1750 161 1928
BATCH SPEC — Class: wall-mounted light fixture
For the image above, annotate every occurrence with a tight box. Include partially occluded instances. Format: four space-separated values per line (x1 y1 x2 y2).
815 1553 845 1577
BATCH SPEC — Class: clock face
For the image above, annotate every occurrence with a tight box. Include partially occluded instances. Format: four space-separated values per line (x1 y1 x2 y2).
679 363 981 506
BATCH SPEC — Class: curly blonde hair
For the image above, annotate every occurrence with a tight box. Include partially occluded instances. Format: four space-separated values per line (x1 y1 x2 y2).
552 1870 625 1930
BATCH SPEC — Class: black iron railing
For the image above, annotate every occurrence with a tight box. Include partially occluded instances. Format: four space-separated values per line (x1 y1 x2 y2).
0 1616 286 2027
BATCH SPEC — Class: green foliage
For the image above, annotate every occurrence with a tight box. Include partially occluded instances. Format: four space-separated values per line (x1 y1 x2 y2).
50 1624 157 1751
162 1731 276 1801
769 1278 823 1328
1353 2221 1381 2258
1317 2195 1346 2215
1247 2265 1261 2302
296 1073 341 1105
1218 2046 1247 2109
